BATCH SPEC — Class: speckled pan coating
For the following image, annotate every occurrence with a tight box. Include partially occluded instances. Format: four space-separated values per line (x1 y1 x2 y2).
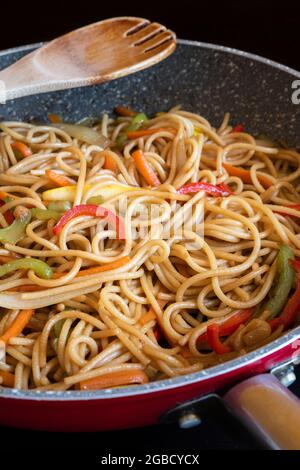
0 40 299 148
0 40 300 401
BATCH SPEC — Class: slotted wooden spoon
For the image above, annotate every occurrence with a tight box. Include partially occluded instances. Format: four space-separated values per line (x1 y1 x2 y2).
0 17 176 101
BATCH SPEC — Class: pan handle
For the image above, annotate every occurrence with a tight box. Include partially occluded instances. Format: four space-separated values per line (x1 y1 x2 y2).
224 374 300 449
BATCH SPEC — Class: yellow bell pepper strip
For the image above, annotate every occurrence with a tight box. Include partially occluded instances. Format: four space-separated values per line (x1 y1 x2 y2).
0 211 31 244
132 149 161 187
31 208 61 221
42 182 139 203
52 204 125 239
48 201 71 212
265 245 295 319
207 324 232 354
11 141 32 158
269 259 300 331
0 258 53 279
177 182 233 196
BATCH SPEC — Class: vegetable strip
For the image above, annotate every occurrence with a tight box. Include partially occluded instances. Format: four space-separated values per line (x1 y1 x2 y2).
132 150 161 187
79 370 149 390
0 309 34 344
223 163 273 188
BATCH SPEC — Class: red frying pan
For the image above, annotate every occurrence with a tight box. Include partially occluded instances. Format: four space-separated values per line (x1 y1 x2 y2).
0 38 300 449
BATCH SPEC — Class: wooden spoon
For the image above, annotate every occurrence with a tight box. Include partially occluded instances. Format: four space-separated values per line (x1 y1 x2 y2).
0 17 176 101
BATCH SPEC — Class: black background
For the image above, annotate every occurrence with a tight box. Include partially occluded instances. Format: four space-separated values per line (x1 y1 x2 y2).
1 0 300 71
1 0 300 451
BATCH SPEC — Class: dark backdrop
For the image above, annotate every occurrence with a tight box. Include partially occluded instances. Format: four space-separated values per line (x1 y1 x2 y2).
0 0 300 452
1 0 300 71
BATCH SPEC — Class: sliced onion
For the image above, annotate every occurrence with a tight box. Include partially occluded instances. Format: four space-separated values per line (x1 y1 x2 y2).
0 285 99 309
54 123 110 148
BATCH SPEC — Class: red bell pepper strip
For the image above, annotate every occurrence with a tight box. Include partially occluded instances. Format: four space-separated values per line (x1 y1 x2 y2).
275 204 300 219
52 204 125 239
207 324 232 354
291 259 300 272
177 182 233 196
0 200 14 225
197 308 254 345
232 124 244 133
269 272 300 331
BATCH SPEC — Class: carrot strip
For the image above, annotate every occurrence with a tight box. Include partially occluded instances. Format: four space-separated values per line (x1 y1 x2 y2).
139 310 156 326
0 309 34 344
139 299 167 327
223 163 273 189
103 153 117 172
4 257 130 293
0 255 18 263
7 257 130 292
53 256 130 279
45 170 72 187
48 113 61 123
127 127 176 139
0 191 17 200
115 106 137 117
132 149 161 187
80 369 149 390
11 141 32 158
8 285 46 292
0 191 9 200
0 370 15 387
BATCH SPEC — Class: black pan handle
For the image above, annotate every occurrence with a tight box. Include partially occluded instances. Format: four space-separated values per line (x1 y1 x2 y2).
224 374 300 450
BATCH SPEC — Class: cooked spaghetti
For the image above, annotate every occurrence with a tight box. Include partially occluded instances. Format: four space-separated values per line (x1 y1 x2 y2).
0 106 299 391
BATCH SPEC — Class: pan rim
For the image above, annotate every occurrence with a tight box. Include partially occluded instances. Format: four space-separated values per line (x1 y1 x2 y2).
1 39 299 78
0 38 299 401
1 326 299 401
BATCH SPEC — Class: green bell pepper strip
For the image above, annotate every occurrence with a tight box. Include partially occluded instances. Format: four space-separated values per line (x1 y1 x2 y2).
0 212 31 244
0 257 53 279
31 208 61 221
126 113 148 132
115 113 148 148
265 245 295 319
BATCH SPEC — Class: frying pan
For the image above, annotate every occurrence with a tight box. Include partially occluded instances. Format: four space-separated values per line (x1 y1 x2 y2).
1 39 300 449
